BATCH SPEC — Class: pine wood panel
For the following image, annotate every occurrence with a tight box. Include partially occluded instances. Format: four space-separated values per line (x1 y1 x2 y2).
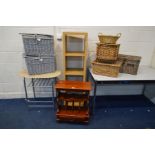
65 52 86 57
63 32 88 81
65 69 84 76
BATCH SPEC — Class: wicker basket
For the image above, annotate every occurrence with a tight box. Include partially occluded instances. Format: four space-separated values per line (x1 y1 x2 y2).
98 33 121 44
118 54 141 75
25 55 56 75
92 60 122 77
21 33 54 57
96 43 120 61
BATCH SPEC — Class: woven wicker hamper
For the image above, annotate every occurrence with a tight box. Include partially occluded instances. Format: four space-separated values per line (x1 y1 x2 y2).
92 60 122 77
25 56 56 75
21 33 54 57
96 43 120 62
118 54 141 75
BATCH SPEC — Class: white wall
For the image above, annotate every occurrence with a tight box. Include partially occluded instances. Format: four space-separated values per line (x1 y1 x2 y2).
0 26 155 99
0 26 54 98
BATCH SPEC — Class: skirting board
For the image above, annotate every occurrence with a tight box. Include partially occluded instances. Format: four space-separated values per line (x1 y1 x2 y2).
0 89 143 99
0 85 154 104
151 97 155 104
0 92 155 104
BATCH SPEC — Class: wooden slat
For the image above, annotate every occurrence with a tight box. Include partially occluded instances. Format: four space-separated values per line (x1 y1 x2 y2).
83 33 88 81
63 32 67 80
65 69 84 76
63 32 88 35
65 52 85 57
56 109 89 122
56 109 89 117
66 34 85 39
58 93 89 102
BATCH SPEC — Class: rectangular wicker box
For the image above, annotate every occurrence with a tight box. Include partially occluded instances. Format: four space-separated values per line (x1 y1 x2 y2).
118 54 141 75
98 33 121 44
25 56 55 75
22 33 54 57
92 60 122 77
96 43 120 62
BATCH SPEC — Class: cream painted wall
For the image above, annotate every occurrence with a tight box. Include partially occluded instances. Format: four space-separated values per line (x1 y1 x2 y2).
0 26 155 99
151 50 155 68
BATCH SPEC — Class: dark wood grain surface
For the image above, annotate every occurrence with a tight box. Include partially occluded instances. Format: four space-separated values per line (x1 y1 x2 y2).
55 80 92 91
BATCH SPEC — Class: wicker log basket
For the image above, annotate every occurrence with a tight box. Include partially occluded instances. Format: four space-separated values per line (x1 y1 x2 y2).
98 33 121 44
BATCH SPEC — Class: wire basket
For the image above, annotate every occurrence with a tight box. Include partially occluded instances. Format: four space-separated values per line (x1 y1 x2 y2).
21 33 54 56
118 54 141 75
96 43 120 61
25 55 56 75
92 59 122 77
98 33 121 44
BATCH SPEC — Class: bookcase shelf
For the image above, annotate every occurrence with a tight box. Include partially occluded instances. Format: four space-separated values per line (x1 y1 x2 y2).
63 32 88 81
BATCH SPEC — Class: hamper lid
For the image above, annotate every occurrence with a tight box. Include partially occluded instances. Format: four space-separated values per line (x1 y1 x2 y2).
20 33 53 39
119 54 141 61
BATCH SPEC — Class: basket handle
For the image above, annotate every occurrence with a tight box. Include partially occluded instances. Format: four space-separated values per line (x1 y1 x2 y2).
24 55 40 60
117 33 121 37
